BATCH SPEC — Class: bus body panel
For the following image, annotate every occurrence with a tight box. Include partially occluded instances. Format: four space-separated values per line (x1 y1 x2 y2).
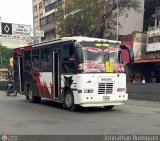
61 73 128 107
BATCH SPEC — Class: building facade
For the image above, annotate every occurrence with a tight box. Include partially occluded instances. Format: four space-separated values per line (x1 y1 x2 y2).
32 0 44 30
32 0 61 42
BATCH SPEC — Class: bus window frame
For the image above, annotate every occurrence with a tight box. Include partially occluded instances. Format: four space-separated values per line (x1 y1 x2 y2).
24 50 32 71
62 42 77 74
32 48 40 71
40 46 52 72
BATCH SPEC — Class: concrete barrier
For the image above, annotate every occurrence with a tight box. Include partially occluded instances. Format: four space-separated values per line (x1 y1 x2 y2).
127 83 160 101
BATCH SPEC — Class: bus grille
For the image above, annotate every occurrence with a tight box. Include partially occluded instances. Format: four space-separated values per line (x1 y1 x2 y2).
98 83 113 94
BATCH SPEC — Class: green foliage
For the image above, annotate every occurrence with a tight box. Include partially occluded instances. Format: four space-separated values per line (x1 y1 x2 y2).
143 0 160 31
0 44 12 68
55 0 141 39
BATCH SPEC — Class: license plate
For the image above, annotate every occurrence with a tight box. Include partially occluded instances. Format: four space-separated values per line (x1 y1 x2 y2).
103 96 110 101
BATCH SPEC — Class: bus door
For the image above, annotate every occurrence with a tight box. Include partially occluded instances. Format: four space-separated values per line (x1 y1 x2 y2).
14 54 24 93
52 50 61 99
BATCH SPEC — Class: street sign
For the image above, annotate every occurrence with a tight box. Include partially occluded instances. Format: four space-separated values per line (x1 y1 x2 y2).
1 22 31 39
2 23 12 35
12 24 31 37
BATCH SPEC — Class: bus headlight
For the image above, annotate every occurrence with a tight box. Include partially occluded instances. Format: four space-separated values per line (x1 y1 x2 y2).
84 89 94 93
117 88 126 92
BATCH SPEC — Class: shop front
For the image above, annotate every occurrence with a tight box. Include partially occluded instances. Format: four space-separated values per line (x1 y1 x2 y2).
126 60 160 101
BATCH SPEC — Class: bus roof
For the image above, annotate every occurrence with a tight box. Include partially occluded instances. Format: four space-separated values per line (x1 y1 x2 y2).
13 36 121 49
61 36 121 44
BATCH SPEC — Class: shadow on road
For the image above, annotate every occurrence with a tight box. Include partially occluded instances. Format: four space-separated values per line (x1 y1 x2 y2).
39 99 118 113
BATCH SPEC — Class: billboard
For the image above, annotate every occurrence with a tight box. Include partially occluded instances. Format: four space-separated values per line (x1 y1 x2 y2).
1 22 31 39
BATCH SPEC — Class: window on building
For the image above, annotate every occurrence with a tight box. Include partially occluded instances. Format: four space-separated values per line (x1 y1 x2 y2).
40 13 55 27
45 1 58 13
40 13 43 19
34 15 39 22
40 17 47 26
34 5 38 12
48 14 53 23
39 2 43 9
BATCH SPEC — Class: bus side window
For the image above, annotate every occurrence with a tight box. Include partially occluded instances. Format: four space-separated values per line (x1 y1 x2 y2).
41 47 51 71
24 50 32 71
32 49 40 71
62 44 76 73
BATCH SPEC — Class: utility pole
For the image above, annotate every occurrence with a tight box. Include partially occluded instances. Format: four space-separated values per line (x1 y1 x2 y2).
116 0 119 41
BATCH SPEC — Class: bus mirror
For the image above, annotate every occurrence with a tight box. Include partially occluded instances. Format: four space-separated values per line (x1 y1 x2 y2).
120 45 134 64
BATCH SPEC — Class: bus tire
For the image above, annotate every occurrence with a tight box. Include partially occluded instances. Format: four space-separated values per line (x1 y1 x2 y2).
28 86 41 103
64 90 77 111
104 105 114 110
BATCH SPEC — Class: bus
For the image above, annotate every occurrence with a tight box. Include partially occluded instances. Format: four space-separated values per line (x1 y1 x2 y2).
13 36 134 111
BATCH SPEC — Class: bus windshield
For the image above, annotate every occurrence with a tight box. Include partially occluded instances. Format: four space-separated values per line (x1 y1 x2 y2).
77 42 124 73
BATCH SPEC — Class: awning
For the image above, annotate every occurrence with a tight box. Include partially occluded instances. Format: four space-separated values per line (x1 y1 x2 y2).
134 59 160 63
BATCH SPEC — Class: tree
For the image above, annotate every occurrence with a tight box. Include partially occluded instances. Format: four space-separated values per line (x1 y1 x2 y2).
55 0 142 39
0 44 12 68
143 0 160 31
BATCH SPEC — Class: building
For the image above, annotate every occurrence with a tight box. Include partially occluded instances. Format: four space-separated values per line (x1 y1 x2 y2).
32 0 44 30
122 6 160 83
32 0 61 42
40 0 60 41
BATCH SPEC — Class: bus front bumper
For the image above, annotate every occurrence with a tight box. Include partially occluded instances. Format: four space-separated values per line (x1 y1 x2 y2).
76 93 128 107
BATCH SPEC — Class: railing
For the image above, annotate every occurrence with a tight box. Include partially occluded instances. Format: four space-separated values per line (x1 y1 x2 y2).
44 0 59 7
148 25 160 32
40 22 56 32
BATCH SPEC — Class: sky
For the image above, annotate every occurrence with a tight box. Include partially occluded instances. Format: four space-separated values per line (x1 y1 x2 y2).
0 0 33 28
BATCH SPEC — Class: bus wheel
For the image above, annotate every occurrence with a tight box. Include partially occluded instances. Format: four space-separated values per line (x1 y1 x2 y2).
65 90 77 111
28 86 41 103
104 105 114 110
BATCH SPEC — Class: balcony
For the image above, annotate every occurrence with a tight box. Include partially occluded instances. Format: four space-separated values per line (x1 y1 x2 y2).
40 22 56 33
44 0 59 7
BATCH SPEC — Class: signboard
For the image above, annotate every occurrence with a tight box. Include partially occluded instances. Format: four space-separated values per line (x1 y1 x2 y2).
147 43 160 52
147 28 160 36
2 23 12 35
33 29 44 37
1 22 31 39
12 24 31 37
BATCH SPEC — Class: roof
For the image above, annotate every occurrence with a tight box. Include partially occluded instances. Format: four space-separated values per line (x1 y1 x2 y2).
61 36 121 44
134 59 160 63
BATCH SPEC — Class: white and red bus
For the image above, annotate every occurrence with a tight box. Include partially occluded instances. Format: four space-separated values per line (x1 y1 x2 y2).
13 36 134 111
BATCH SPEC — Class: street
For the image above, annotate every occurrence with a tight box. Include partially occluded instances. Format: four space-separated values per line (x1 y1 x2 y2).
0 90 160 135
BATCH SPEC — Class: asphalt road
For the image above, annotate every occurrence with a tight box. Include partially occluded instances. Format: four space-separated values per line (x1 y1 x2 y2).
0 90 160 136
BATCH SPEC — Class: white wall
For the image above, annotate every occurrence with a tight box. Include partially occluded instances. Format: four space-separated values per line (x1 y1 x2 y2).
119 0 144 35
0 36 31 49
